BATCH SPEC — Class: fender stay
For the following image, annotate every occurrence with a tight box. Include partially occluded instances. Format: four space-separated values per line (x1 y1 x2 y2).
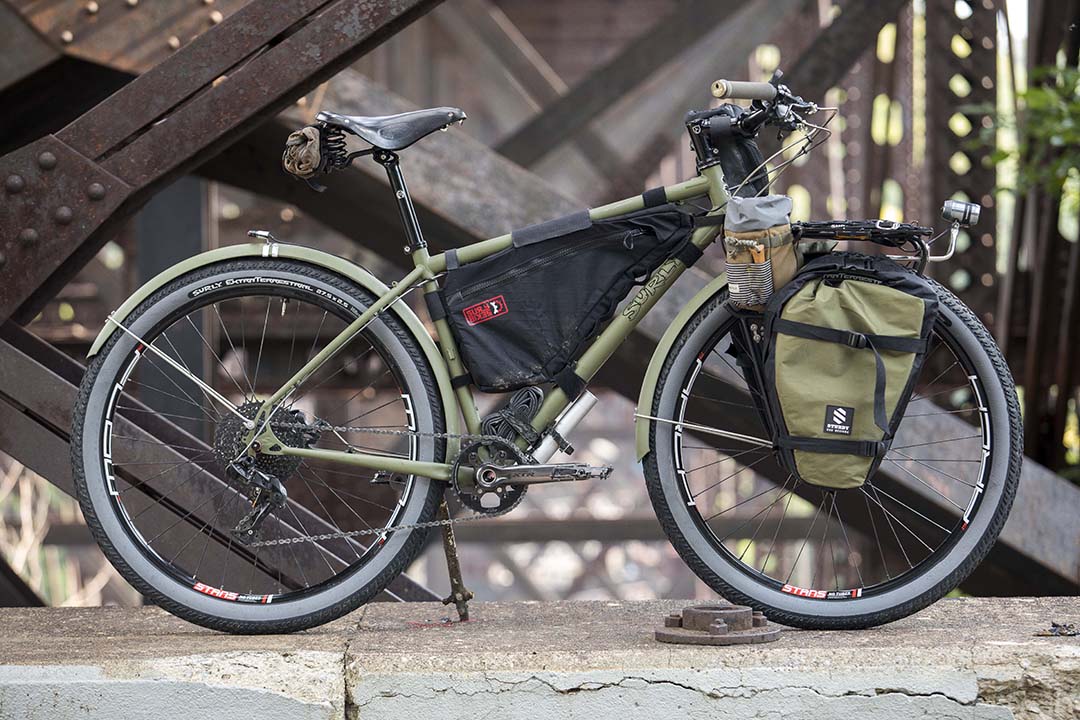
634 272 728 459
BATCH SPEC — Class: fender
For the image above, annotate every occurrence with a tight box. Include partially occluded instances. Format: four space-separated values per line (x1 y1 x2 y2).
88 242 460 437
634 272 728 459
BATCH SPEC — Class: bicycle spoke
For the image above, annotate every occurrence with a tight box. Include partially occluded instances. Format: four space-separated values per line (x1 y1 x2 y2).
863 490 891 580
692 454 772 500
861 485 933 555
865 482 950 535
884 458 970 511
759 481 796 574
785 493 826 584
686 445 769 475
832 492 864 587
727 475 795 549
705 478 785 521
213 302 256 398
185 313 250 401
890 434 982 450
299 462 395 515
251 297 272 393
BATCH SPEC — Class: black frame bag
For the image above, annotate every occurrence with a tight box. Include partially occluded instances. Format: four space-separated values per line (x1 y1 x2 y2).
761 252 940 489
436 204 697 394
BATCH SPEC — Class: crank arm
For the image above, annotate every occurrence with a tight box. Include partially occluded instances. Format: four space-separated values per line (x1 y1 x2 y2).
476 462 613 488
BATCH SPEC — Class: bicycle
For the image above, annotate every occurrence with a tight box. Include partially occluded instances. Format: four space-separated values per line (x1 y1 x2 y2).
71 71 1021 633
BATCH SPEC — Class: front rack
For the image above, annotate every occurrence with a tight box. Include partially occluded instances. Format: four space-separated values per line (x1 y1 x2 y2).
792 219 962 275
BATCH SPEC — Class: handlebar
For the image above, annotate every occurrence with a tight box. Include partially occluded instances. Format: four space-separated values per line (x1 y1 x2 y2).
711 79 778 102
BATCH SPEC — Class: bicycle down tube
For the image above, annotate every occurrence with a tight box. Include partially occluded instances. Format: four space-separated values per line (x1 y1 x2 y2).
250 168 728 480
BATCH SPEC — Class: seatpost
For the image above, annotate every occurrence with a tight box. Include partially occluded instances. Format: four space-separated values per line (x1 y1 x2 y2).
374 150 427 253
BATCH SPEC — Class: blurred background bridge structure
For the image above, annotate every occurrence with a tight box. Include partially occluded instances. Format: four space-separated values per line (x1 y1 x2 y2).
0 0 1077 609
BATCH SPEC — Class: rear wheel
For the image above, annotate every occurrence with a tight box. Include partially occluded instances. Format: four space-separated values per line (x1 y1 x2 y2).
644 282 1021 628
72 259 444 633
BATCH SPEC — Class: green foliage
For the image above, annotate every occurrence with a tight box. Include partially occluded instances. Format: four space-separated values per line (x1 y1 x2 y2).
969 67 1080 194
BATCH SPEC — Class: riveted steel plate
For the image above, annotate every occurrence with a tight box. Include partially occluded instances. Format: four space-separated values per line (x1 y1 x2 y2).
0 135 129 321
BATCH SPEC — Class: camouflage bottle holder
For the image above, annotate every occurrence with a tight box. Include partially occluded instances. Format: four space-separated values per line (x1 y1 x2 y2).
724 224 797 310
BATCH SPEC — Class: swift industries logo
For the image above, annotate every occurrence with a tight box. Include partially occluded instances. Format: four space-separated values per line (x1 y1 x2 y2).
824 405 854 435
462 295 509 326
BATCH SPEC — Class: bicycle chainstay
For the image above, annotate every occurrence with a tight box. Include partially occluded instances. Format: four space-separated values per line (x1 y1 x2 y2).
243 421 521 547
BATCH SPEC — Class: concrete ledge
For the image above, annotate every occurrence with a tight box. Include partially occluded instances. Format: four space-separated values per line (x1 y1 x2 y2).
1 598 1077 719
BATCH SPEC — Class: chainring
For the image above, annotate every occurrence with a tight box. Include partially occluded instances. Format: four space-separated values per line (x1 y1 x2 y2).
451 438 528 516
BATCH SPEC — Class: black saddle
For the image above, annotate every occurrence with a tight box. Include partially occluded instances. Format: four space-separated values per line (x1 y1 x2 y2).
315 107 467 151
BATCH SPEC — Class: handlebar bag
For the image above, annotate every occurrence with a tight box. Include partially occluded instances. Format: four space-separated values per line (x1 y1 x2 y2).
723 195 799 310
761 252 939 489
436 204 697 394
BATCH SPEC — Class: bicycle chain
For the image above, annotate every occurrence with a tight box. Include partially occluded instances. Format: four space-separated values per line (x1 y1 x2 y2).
245 421 517 547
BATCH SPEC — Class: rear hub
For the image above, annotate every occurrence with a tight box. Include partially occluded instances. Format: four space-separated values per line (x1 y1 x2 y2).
213 401 315 484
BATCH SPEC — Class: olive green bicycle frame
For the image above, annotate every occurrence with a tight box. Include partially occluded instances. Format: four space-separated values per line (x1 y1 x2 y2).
250 165 730 481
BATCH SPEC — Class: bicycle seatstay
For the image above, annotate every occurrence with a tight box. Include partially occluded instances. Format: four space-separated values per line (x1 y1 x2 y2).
252 169 727 478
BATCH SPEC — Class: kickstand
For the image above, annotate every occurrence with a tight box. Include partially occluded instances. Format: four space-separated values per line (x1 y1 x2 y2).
437 500 474 622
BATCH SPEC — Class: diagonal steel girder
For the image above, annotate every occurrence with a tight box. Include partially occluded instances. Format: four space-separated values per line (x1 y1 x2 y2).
0 322 437 602
200 73 1078 592
0 0 446 324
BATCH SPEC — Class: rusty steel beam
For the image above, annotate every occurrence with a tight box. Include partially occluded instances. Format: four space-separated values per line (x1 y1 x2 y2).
494 0 751 167
0 1 59 90
924 0 998 327
432 0 636 199
0 0 445 324
780 0 910 105
0 555 45 607
7 0 248 76
0 323 437 602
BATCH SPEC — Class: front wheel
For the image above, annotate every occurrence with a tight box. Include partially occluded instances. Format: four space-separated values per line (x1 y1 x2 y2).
72 259 445 633
644 281 1021 629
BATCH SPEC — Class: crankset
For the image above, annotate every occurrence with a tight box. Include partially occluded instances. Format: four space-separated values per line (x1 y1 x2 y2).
452 436 613 516
475 461 613 488
452 438 529 515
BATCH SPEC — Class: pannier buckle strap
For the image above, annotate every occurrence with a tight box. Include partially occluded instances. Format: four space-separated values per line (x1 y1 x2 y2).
845 332 868 349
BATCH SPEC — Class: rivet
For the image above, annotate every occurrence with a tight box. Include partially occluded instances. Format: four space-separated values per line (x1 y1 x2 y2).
5 174 25 194
38 152 57 170
60 30 74 44
86 1 99 14
210 10 223 23
167 36 181 50
125 0 138 6
87 182 106 200
203 0 214 5
54 206 74 225
19 228 38 245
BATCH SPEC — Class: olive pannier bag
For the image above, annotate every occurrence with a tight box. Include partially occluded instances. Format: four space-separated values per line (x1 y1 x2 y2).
435 203 700 394
761 252 940 489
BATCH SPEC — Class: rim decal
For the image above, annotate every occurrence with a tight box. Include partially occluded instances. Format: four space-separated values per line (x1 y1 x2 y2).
782 583 863 600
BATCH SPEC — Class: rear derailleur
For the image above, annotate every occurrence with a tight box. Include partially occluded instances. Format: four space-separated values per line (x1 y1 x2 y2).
226 457 288 545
